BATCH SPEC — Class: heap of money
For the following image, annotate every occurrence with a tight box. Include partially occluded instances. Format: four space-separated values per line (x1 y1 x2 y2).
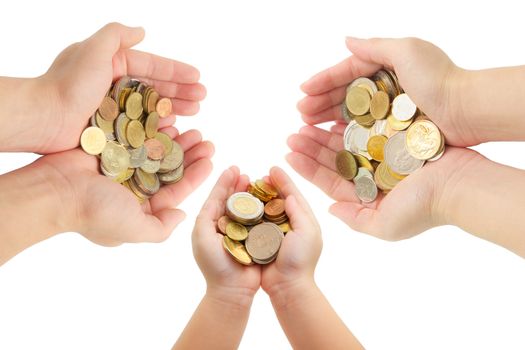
337 70 446 202
218 180 291 265
79 76 184 203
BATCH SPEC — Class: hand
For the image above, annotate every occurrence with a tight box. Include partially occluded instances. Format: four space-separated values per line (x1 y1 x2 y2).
36 22 206 153
35 127 213 246
298 37 479 147
192 167 261 305
287 124 483 240
260 167 323 297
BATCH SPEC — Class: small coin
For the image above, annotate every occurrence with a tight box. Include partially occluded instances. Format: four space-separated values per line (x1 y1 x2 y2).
144 138 166 160
348 77 378 96
278 221 291 233
125 92 144 120
405 120 442 160
354 174 378 203
154 132 174 155
115 113 131 146
341 102 352 123
387 114 413 131
134 168 160 195
146 90 159 114
245 222 284 262
264 198 285 218
255 180 278 198
370 91 390 120
392 93 417 121
95 111 115 135
156 97 172 118
158 164 184 184
353 153 374 173
129 145 147 168
384 131 424 175
140 158 161 173
80 126 106 155
367 135 388 162
226 222 249 241
336 150 358 180
218 216 233 235
98 96 119 121
346 86 371 116
126 120 146 148
223 236 252 265
144 112 159 138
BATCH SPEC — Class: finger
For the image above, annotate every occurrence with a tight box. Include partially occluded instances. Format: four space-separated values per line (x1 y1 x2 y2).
171 98 200 116
158 116 177 130
134 78 207 101
297 86 346 116
183 141 215 168
298 125 344 152
268 166 316 221
121 208 185 243
174 129 203 151
287 134 338 171
149 158 213 213
330 123 346 135
235 174 250 193
88 22 145 53
329 201 382 237
300 55 380 96
301 104 343 125
117 49 200 84
345 37 398 69
285 194 317 234
285 152 358 202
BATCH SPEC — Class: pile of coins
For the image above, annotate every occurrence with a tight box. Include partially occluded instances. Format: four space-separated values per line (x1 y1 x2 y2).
79 76 184 203
337 70 446 202
218 180 291 265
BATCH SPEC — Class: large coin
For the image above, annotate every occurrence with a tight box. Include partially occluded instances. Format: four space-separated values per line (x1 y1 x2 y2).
245 223 284 262
80 127 106 155
405 120 442 160
335 150 358 180
384 132 424 175
101 141 130 175
223 236 252 265
98 96 119 121
346 86 371 116
392 93 417 121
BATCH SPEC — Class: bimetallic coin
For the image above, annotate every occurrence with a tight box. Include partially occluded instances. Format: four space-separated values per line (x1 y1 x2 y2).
354 174 378 203
370 91 390 120
346 86 371 116
156 97 172 118
384 131 424 175
405 120 442 160
367 135 388 162
101 141 130 175
125 92 144 120
223 236 252 265
392 93 417 121
226 192 264 223
80 127 106 155
126 120 146 148
336 150 358 180
226 222 249 241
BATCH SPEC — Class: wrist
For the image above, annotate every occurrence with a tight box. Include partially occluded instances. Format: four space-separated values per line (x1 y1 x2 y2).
267 277 318 312
205 284 256 311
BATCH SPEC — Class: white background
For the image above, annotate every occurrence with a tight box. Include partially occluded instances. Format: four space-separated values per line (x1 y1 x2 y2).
1 1 525 349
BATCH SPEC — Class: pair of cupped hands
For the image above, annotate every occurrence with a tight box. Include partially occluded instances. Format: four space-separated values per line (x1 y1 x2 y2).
13 23 484 302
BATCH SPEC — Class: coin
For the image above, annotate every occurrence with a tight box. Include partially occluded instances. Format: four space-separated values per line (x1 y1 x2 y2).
387 114 412 131
158 164 184 184
140 158 161 174
134 168 160 195
392 93 417 121
144 112 159 138
98 96 119 121
223 236 252 265
264 198 285 218
126 120 146 148
405 120 442 160
154 132 174 155
125 92 144 120
129 145 147 168
367 135 387 162
384 131 424 175
336 150 358 180
346 86 371 116
144 138 165 160
115 113 131 147
156 97 172 118
278 222 291 233
80 127 106 155
95 111 115 136
354 174 378 203
245 223 284 263
341 102 352 123
370 91 390 120
101 141 130 175
146 90 159 114
226 222 249 241
218 216 233 235
348 77 378 96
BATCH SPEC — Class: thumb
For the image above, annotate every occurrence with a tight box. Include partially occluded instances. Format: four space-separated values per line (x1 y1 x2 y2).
87 22 145 53
285 195 318 235
345 37 397 68
329 201 380 236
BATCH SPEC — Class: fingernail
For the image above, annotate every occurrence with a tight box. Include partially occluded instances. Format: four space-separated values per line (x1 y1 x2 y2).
346 36 363 43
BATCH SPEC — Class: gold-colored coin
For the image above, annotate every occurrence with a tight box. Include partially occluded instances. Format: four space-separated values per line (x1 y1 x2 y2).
222 236 252 265
405 120 442 160
154 132 173 155
146 90 159 114
353 153 374 173
125 92 144 120
278 221 291 233
255 180 278 198
80 127 106 155
126 120 146 148
95 111 114 135
145 112 159 138
233 196 259 216
101 141 130 175
225 222 249 241
354 113 375 127
387 114 413 131
345 86 370 116
335 150 358 180
367 135 388 162
370 91 390 120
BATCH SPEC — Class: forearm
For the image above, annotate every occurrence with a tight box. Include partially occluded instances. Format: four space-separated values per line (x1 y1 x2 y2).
0 158 68 265
173 288 253 350
441 154 525 257
270 279 364 350
0 76 53 152
460 66 525 143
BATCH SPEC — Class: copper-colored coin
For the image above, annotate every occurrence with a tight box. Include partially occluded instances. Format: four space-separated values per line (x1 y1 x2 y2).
264 199 285 217
156 97 172 118
98 96 119 121
336 150 358 180
218 216 233 235
144 138 166 160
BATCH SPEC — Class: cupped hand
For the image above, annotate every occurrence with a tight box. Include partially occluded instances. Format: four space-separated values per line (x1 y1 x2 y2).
260 167 323 296
192 167 262 301
38 22 206 153
287 124 482 240
298 37 479 147
35 127 213 246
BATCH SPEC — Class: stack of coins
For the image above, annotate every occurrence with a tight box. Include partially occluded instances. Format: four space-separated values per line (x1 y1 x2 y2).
218 179 291 265
337 70 446 202
79 76 184 203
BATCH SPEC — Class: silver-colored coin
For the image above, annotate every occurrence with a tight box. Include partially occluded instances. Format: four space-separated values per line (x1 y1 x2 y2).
111 76 131 102
129 145 147 168
115 113 130 147
133 169 160 195
384 132 424 175
159 141 184 173
140 158 161 173
392 93 417 121
369 119 387 138
344 121 371 158
159 164 184 184
354 175 378 203
355 167 374 180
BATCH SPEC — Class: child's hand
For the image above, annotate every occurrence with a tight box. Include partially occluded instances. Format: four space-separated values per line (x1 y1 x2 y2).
36 22 206 154
36 127 213 245
298 37 479 147
192 167 261 306
260 167 323 299
287 124 482 241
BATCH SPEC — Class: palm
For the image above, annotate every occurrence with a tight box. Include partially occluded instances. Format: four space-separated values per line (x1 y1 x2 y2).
36 127 213 245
